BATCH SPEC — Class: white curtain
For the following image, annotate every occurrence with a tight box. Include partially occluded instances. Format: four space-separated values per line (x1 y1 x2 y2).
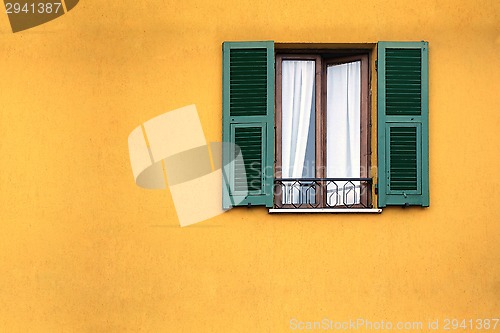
281 60 316 204
326 61 361 206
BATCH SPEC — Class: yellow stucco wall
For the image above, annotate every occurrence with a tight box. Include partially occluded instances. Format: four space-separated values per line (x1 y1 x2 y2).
0 0 499 332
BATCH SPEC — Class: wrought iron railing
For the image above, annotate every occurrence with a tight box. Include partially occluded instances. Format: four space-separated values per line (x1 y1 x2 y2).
274 178 373 209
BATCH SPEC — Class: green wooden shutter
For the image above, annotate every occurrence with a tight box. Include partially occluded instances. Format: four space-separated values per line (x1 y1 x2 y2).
222 41 275 209
377 41 429 207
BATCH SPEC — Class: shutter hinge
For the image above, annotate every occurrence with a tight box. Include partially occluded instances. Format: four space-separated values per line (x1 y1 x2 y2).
374 184 378 195
375 60 378 71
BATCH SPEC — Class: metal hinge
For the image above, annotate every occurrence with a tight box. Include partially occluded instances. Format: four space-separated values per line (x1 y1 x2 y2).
375 60 378 71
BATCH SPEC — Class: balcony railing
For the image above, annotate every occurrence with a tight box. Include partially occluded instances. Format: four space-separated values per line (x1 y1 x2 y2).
274 178 373 209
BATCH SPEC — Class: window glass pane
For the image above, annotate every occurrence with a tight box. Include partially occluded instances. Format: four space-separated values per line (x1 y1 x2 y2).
326 61 361 206
281 60 316 178
281 60 316 205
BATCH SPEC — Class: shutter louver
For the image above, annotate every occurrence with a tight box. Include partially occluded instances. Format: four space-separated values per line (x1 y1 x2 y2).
230 49 268 117
385 49 422 116
378 42 429 207
389 126 419 192
234 126 263 192
222 41 275 209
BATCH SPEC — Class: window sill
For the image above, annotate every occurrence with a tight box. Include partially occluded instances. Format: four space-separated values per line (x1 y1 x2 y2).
269 208 382 214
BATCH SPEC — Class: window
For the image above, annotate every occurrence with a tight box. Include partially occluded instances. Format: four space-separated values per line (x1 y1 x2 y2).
222 41 429 211
275 53 371 209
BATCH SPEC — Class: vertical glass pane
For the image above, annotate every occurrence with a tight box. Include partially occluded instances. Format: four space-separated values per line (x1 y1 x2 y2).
281 60 316 205
326 61 361 206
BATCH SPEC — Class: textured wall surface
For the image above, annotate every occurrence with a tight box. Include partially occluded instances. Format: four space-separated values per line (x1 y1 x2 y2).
0 0 499 331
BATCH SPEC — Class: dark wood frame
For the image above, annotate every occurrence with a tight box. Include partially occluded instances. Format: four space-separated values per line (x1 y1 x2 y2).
275 53 371 208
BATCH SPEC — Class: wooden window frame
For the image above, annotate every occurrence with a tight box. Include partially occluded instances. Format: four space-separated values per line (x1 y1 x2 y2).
275 52 371 208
